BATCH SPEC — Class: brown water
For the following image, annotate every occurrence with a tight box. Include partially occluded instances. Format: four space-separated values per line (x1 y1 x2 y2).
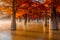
0 30 60 40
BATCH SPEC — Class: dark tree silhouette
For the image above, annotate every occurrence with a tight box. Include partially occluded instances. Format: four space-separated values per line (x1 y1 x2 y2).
51 0 59 30
11 0 22 30
51 6 58 30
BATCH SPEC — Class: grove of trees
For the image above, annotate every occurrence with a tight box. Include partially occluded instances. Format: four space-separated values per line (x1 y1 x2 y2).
0 0 60 30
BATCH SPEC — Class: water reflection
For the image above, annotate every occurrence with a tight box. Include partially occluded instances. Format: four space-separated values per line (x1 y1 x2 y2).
0 31 11 40
0 30 60 40
0 19 60 40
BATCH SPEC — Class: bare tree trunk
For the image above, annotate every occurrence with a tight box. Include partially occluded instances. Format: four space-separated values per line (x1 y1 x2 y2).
11 0 16 30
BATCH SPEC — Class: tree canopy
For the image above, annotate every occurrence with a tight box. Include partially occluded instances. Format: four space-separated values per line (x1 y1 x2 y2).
0 0 60 19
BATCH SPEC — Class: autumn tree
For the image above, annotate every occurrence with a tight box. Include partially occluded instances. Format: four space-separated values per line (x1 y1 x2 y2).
44 0 60 30
49 0 59 30
11 0 23 30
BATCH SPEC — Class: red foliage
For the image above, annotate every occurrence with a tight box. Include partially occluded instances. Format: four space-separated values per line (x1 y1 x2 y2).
12 0 60 19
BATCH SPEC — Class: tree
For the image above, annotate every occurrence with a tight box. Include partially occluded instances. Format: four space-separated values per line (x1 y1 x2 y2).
44 0 59 30
11 0 29 30
11 0 22 30
50 0 59 30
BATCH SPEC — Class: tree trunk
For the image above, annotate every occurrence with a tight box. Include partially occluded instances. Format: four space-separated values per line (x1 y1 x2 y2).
11 12 16 30
24 14 27 25
49 17 52 32
11 0 16 30
43 10 47 32
51 6 58 30
43 17 47 32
